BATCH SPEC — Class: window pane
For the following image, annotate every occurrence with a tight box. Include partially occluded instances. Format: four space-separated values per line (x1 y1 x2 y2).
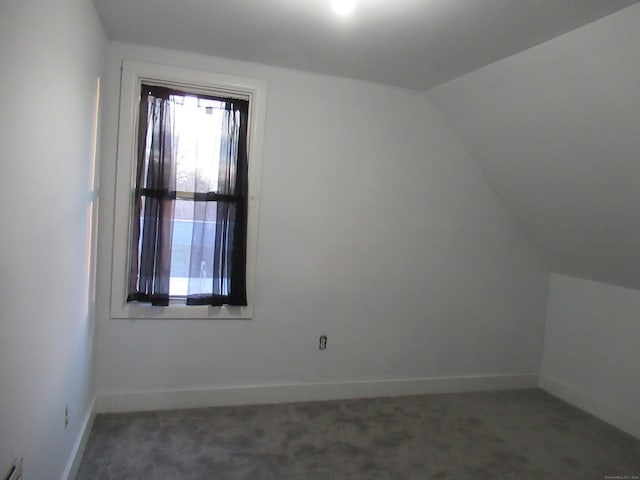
169 199 222 297
169 216 192 296
167 93 226 298
172 94 224 194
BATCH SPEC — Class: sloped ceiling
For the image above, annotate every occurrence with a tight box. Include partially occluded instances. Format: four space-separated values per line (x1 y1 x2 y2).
427 3 640 289
91 0 638 91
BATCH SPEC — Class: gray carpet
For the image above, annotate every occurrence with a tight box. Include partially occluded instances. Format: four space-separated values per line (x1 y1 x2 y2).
77 389 640 479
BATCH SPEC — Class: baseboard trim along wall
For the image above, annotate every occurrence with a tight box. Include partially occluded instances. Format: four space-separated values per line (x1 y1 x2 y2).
57 375 640 478
539 375 640 439
95 373 538 413
61 396 97 480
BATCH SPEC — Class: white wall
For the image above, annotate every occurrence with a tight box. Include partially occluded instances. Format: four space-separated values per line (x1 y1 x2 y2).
0 0 105 479
426 3 640 290
541 274 640 438
94 42 548 408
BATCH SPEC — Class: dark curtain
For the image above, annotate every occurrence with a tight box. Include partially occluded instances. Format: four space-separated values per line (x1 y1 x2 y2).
127 86 176 306
186 100 249 306
127 84 249 307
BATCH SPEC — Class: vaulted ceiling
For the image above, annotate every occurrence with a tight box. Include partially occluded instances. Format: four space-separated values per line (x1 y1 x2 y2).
92 0 640 289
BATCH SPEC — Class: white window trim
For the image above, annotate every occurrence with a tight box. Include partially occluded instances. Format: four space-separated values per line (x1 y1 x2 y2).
110 59 266 319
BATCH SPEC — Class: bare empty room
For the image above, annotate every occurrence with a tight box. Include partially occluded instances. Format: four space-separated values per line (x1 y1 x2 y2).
1 0 639 478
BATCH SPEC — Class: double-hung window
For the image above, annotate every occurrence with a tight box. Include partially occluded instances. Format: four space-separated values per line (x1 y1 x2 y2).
128 84 249 306
110 60 266 319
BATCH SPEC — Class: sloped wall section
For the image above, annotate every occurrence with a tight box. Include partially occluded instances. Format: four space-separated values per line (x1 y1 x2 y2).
427 3 640 290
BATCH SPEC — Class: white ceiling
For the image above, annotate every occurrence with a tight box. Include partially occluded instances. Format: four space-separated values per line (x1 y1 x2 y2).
428 3 640 289
92 0 639 91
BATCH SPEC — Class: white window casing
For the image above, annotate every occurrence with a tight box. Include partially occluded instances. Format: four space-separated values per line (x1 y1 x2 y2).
110 59 266 319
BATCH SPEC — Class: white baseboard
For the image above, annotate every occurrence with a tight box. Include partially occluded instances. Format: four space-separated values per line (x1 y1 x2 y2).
95 373 538 413
61 395 97 480
539 375 640 439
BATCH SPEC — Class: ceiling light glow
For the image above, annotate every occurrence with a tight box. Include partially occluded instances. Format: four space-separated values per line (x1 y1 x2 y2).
332 0 356 15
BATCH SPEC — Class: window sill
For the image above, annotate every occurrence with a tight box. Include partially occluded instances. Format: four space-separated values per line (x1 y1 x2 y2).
110 301 253 320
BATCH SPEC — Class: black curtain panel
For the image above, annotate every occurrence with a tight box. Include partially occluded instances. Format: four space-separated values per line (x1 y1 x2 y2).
127 86 176 306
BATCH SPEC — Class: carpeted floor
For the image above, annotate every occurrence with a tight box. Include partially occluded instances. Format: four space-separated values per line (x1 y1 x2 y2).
77 389 640 479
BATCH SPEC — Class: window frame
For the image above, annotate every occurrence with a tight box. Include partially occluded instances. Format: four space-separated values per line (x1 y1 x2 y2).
110 59 266 319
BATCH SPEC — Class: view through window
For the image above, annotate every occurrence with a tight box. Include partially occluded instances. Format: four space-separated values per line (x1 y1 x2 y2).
169 94 224 297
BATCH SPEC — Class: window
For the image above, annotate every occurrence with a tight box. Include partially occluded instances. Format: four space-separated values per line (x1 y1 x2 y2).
128 84 249 306
110 60 266 319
